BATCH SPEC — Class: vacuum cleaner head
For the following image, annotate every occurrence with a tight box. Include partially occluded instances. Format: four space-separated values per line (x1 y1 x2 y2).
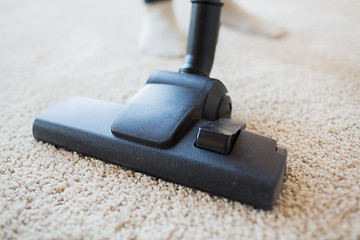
33 0 287 210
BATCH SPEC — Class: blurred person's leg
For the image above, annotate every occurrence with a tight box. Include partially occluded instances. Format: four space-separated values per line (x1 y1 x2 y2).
222 0 285 38
138 0 185 57
138 0 285 57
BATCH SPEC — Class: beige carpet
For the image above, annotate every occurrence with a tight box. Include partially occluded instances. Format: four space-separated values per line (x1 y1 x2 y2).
1 0 359 239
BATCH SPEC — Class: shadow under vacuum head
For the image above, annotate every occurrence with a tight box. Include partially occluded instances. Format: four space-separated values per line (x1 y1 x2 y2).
33 0 287 210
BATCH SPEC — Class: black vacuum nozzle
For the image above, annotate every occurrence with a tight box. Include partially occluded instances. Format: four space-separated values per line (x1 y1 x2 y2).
32 0 287 210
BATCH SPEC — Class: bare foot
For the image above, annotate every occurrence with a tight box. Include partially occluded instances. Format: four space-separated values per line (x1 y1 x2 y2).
221 0 286 38
138 1 185 57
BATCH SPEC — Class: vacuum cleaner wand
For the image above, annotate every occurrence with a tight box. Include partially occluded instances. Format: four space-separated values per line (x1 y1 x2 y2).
180 0 223 76
33 0 287 210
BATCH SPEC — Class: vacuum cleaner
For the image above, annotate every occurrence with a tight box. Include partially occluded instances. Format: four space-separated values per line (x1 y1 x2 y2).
33 0 287 210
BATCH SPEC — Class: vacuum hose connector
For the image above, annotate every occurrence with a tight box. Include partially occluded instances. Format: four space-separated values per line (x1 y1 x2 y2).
179 0 223 77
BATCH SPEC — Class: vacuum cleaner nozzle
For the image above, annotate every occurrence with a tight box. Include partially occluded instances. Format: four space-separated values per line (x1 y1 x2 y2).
33 0 287 210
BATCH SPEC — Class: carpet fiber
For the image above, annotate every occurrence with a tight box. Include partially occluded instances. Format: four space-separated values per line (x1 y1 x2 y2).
1 0 359 239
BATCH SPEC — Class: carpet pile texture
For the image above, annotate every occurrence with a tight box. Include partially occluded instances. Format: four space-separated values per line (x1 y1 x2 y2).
1 0 359 239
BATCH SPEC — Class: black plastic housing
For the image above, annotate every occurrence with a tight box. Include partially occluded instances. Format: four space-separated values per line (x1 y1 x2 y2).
33 97 287 210
110 70 230 148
